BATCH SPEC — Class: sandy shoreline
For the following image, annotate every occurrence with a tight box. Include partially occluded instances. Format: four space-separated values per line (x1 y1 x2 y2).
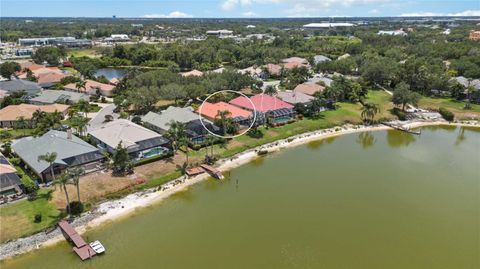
1 119 479 261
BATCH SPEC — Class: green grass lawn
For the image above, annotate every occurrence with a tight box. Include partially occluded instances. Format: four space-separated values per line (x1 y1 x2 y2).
67 48 99 58
0 128 36 142
419 97 480 119
0 189 60 243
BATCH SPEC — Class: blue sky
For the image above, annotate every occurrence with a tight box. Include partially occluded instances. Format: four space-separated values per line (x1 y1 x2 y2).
1 0 479 18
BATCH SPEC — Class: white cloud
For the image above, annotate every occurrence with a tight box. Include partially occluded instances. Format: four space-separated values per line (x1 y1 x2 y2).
369 9 379 14
222 0 388 12
242 11 257 17
401 10 480 17
222 0 238 10
143 11 193 18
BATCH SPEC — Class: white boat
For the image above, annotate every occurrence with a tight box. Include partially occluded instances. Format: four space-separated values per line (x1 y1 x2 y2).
89 240 106 254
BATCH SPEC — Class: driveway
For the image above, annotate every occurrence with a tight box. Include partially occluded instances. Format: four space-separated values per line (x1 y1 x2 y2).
87 104 119 132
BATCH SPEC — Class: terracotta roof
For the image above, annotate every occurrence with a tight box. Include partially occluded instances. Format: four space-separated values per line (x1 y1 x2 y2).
282 61 309 70
0 104 69 121
282 57 309 64
229 94 294 113
36 72 68 86
264 64 281 75
64 80 114 94
180 69 203 77
277 91 314 104
294 82 325 96
197 101 252 120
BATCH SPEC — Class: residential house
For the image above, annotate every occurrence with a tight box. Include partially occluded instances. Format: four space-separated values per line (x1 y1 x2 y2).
35 72 68 88
0 79 42 97
197 101 253 128
313 55 331 65
229 94 295 125
294 82 325 96
88 119 170 161
0 103 69 128
0 153 24 196
469 31 480 41
11 130 105 181
277 91 314 105
64 79 115 97
264 64 282 76
142 106 220 144
281 57 310 70
29 90 90 105
239 66 264 79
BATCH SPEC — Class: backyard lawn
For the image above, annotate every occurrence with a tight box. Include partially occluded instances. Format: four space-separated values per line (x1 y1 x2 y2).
0 189 60 243
418 97 480 119
0 128 36 143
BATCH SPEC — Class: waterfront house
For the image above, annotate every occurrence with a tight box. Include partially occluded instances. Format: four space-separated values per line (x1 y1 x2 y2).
0 153 24 196
141 106 219 144
11 130 105 182
277 91 314 105
88 119 170 160
197 101 253 128
0 103 69 128
29 90 89 105
0 79 42 97
294 82 325 96
229 94 295 125
64 80 115 97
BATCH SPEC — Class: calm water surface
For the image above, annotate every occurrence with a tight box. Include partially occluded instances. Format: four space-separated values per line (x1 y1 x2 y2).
2 126 479 269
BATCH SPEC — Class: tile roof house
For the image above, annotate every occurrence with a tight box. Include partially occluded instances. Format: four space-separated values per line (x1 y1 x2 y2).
0 153 24 196
313 55 332 65
281 57 310 70
0 103 69 128
197 101 253 127
229 94 295 125
277 91 314 105
29 90 90 105
264 63 282 76
64 79 115 97
0 79 42 96
88 119 170 160
294 82 325 96
35 72 68 88
12 130 105 181
142 106 220 144
180 69 204 77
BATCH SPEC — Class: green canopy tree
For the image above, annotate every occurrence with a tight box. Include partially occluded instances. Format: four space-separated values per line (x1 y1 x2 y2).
0 61 21 80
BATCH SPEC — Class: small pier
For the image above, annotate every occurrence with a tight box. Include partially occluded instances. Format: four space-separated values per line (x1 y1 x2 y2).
382 122 421 135
58 220 101 261
200 164 224 179
185 167 206 177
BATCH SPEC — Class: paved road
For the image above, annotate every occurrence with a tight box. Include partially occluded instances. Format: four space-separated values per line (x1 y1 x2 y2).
87 104 119 132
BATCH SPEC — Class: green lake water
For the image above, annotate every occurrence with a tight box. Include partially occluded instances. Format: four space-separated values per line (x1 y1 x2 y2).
2 126 479 269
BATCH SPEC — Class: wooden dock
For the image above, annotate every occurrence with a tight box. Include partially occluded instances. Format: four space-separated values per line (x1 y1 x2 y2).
200 164 224 179
382 122 421 135
58 220 96 261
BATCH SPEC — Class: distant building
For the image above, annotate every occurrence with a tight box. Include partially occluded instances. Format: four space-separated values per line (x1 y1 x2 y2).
206 30 233 38
469 31 480 41
377 30 407 36
246 25 256 28
303 23 355 29
131 24 143 28
104 34 130 42
442 29 451 35
180 69 204 77
12 130 105 181
281 57 310 70
15 48 33 57
313 55 331 65
18 37 91 47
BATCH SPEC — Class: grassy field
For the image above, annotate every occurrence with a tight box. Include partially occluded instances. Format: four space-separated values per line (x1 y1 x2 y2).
0 128 36 143
418 97 480 119
67 48 100 58
0 90 393 242
0 189 60 243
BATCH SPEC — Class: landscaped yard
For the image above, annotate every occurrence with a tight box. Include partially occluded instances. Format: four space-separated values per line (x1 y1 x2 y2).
0 128 36 142
0 189 60 243
418 97 480 119
67 48 100 58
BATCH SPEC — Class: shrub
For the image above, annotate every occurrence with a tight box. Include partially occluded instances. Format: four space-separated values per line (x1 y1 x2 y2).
21 175 39 194
119 111 129 119
392 108 406 121
34 214 42 223
247 129 264 138
101 97 107 103
439 107 454 122
9 157 20 166
69 201 84 215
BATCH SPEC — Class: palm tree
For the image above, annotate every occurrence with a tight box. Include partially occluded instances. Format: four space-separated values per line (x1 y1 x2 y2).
180 137 190 167
56 172 72 214
215 110 232 136
75 80 87 94
164 121 187 154
67 167 84 202
32 109 46 126
361 102 380 124
16 116 28 135
67 107 78 119
77 99 90 117
38 152 57 184
264 85 278 96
